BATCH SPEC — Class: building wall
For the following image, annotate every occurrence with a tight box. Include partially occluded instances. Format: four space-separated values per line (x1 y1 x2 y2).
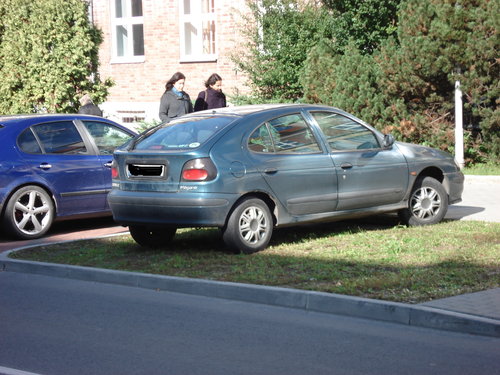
90 0 250 128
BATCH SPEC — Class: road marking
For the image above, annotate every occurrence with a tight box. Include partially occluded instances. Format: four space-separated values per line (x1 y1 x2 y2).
0 366 43 375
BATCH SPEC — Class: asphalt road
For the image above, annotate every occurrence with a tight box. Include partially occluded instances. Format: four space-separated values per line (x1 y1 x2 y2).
1 271 499 375
0 175 499 374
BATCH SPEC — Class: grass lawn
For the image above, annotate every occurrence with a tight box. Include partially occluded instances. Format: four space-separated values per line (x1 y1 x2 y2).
463 161 500 175
11 216 500 304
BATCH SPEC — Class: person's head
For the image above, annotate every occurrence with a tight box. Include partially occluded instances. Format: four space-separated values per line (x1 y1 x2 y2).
79 93 92 106
165 72 186 92
205 73 222 91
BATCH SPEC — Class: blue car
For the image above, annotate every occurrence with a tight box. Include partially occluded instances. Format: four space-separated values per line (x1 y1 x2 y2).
109 104 464 253
0 114 136 240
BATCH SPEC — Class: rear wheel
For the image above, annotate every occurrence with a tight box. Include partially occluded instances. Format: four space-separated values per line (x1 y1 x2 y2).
399 176 448 226
129 225 176 248
3 185 54 240
222 198 273 254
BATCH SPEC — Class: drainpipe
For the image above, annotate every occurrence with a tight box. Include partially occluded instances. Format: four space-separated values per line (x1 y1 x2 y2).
87 0 94 24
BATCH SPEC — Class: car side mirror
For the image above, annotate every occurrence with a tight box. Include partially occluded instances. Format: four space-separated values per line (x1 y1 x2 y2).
383 134 395 149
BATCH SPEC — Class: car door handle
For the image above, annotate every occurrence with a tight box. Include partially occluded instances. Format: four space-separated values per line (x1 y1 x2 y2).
103 162 113 168
264 168 277 174
340 163 353 169
39 163 52 170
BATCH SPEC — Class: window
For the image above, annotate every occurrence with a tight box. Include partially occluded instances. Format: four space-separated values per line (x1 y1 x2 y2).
82 121 134 155
248 114 321 154
179 0 216 62
311 112 380 151
32 122 88 155
134 117 233 150
111 0 144 62
18 129 43 154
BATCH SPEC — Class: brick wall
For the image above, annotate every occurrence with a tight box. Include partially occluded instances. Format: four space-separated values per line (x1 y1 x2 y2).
91 0 251 126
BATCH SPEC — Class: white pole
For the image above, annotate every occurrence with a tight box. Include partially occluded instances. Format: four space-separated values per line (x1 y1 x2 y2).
454 80 465 169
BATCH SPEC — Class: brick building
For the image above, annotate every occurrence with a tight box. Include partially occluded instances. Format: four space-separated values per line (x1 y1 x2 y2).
88 0 250 127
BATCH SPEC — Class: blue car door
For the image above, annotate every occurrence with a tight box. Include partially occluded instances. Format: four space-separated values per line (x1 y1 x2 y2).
247 113 338 216
309 111 409 211
19 121 106 215
79 120 135 209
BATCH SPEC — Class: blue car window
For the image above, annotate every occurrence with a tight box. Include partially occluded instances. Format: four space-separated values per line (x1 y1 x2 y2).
32 121 88 154
18 128 43 154
82 121 134 155
249 114 321 154
134 116 233 150
311 112 380 151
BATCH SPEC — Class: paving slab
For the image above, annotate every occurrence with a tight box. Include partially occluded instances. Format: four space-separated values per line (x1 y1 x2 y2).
421 288 500 321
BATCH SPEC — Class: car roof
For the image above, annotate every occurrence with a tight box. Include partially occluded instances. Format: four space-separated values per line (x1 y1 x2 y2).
180 104 356 122
205 103 304 115
192 103 325 117
0 114 136 135
0 113 116 127
180 103 363 126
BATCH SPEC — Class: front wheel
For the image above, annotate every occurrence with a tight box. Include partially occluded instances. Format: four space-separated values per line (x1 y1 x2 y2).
399 177 448 226
3 185 55 240
129 225 176 248
222 198 273 254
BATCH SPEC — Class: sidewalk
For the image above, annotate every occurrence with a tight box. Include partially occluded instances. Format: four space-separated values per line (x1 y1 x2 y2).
446 175 500 222
420 288 500 321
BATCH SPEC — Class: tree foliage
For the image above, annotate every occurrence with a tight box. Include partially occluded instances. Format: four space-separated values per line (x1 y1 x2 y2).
234 0 401 102
234 0 336 101
381 0 499 159
304 0 499 161
320 0 401 53
0 0 112 114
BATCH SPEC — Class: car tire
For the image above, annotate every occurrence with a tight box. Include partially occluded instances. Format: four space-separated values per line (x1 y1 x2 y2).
399 176 448 226
3 185 55 240
222 198 273 254
129 225 176 248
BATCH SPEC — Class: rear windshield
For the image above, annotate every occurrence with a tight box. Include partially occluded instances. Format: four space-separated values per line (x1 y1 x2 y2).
134 116 234 151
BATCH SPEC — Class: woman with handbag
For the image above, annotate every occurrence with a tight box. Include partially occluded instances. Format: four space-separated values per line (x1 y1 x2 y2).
194 73 227 112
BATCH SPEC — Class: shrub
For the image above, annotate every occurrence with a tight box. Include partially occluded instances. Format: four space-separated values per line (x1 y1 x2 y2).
0 0 112 114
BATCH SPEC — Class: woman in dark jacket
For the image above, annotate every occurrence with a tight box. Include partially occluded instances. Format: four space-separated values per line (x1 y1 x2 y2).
159 72 193 123
194 73 227 111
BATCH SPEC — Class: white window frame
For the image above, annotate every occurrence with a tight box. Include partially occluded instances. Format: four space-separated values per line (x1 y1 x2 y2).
179 0 217 62
110 0 145 63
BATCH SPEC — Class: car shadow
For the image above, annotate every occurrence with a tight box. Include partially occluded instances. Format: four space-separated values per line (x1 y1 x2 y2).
445 205 486 221
147 214 404 254
269 215 402 248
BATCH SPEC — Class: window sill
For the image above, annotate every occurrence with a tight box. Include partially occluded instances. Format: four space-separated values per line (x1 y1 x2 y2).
179 55 218 63
110 56 146 64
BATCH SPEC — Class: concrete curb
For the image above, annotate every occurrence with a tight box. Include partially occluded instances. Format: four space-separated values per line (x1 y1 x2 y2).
1 256 499 338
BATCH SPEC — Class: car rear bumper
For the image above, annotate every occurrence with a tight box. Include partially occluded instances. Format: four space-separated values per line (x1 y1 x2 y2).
108 190 236 227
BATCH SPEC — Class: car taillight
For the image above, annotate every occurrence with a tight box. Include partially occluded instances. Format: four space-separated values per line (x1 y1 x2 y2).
111 161 119 179
181 158 217 182
183 169 208 180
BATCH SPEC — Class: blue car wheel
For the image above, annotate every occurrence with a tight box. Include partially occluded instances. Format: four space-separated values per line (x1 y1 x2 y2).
3 185 55 240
